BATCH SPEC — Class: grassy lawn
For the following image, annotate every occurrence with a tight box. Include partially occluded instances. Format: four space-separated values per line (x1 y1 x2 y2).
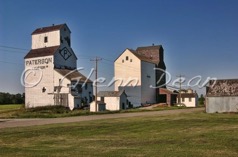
0 105 189 119
0 111 237 156
0 104 23 117
0 104 22 110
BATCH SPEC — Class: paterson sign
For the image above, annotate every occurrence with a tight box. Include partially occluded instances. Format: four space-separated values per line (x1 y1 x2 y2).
25 57 53 66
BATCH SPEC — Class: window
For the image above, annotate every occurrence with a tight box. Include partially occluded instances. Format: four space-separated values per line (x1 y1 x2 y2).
85 83 88 90
182 98 185 102
54 87 57 92
44 36 48 43
130 59 132 62
126 56 129 60
42 87 46 93
122 59 124 63
76 84 82 93
189 97 192 102
89 96 93 102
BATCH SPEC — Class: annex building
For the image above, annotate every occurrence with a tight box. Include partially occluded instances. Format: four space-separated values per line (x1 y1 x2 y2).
24 24 93 110
177 89 198 107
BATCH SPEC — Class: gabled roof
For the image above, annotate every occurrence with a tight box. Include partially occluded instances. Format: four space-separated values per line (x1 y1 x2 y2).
159 88 177 94
131 50 158 64
31 23 70 35
115 45 164 65
136 45 163 64
55 69 92 83
177 93 197 99
24 46 59 59
136 45 162 51
206 79 238 97
97 90 126 97
114 48 157 64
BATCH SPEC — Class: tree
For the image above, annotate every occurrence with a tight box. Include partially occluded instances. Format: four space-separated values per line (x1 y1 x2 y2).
198 94 205 105
0 92 24 104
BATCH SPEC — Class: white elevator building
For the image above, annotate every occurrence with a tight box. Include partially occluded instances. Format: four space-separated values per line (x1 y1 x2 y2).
24 24 93 110
114 45 166 107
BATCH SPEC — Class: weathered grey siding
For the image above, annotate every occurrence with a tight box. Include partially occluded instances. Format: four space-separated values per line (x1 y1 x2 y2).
206 97 238 113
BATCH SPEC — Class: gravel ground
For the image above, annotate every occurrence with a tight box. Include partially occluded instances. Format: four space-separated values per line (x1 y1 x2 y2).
0 108 204 129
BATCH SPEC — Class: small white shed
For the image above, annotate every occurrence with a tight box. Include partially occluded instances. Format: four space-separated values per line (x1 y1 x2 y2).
177 92 198 107
97 90 127 111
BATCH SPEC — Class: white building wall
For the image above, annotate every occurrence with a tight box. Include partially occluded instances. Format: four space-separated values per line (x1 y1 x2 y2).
24 56 55 108
32 31 60 49
114 49 141 107
90 101 97 112
184 98 196 107
177 97 197 107
53 70 71 92
105 97 120 111
68 94 75 110
141 61 156 104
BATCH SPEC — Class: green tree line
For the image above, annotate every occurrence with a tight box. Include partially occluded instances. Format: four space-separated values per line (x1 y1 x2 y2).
198 94 205 105
0 92 24 104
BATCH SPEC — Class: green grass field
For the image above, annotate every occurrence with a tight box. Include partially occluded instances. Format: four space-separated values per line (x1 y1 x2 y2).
0 104 22 117
0 111 237 156
0 104 188 119
0 104 22 110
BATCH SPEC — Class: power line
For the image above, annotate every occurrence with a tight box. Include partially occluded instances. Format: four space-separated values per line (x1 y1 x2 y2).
0 45 29 51
0 60 23 65
0 48 26 54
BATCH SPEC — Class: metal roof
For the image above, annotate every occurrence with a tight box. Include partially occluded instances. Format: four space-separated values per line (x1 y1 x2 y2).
206 79 238 97
31 23 70 35
24 46 59 59
114 45 165 66
97 90 126 97
55 68 92 83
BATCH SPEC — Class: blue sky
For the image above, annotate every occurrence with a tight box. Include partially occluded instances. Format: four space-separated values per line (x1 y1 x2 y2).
0 0 238 95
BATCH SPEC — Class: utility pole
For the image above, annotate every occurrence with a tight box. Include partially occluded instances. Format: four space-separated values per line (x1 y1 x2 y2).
176 74 185 104
90 57 102 112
